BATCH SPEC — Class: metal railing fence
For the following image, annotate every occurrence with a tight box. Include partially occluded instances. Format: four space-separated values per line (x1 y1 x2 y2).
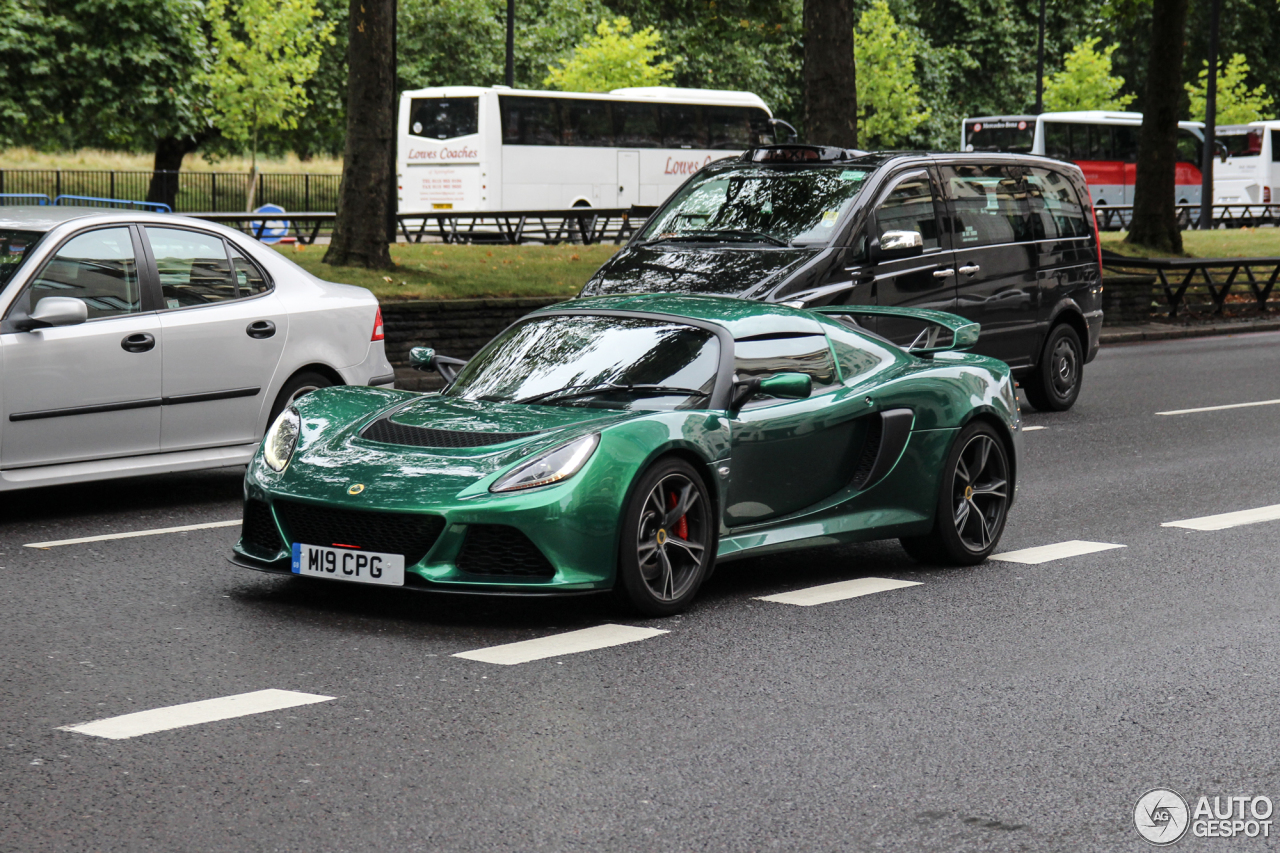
1094 203 1280 231
0 169 340 213
1101 251 1280 317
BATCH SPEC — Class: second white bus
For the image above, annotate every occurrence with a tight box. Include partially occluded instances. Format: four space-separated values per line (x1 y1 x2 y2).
397 86 774 214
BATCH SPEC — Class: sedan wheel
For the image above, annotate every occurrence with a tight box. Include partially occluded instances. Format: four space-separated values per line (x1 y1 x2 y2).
615 459 715 616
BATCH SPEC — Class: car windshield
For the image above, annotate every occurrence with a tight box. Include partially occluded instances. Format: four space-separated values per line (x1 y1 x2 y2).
447 315 720 411
0 230 43 290
638 165 875 247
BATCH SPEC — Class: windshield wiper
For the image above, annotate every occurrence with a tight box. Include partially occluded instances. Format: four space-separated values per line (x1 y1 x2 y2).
516 383 711 406
648 229 790 248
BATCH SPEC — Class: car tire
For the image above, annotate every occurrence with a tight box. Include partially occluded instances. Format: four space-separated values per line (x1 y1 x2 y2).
1023 323 1083 412
269 371 333 424
613 457 716 617
899 421 1011 566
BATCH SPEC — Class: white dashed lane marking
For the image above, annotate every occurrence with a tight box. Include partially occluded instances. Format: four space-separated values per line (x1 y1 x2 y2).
25 520 240 549
1156 398 1280 416
755 577 922 606
1022 425 1047 432
453 624 668 665
991 540 1126 564
59 689 334 740
1163 504 1280 531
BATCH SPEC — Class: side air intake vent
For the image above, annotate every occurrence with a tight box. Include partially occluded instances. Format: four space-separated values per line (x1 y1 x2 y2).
849 415 884 490
852 408 915 492
241 499 284 557
361 416 540 448
274 501 445 566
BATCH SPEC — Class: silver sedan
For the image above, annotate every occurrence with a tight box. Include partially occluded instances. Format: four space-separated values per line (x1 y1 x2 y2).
0 207 394 491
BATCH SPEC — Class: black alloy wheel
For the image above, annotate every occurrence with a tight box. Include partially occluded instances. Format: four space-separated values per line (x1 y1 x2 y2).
615 458 715 617
1024 323 1082 412
900 421 1011 565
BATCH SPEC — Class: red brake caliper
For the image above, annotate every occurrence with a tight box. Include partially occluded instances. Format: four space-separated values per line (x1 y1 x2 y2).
667 491 688 539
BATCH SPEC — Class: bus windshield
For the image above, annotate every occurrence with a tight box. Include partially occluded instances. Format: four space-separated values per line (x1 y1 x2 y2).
638 166 875 247
1219 129 1263 157
964 120 1034 153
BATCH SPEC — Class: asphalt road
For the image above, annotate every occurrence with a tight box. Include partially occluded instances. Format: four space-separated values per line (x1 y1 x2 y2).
4 331 1280 852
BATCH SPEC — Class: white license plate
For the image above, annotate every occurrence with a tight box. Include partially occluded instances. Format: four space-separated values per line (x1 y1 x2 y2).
291 543 405 586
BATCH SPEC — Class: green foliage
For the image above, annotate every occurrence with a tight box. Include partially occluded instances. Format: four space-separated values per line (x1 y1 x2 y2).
1186 53 1274 125
853 1 930 147
1043 38 1135 112
543 17 675 92
200 0 335 158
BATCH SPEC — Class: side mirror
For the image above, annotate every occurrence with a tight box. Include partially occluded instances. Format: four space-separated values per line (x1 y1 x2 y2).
409 345 468 383
15 297 88 331
873 230 924 261
731 372 812 409
1216 140 1230 163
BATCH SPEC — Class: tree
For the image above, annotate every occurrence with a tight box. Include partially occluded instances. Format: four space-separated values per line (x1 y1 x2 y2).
201 0 335 209
1186 53 1274 125
803 0 856 146
543 17 675 92
853 1 930 148
323 0 395 270
1127 0 1191 253
1043 37 1135 112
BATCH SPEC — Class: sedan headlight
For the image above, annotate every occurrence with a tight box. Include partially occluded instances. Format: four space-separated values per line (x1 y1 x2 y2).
263 408 301 472
490 433 600 493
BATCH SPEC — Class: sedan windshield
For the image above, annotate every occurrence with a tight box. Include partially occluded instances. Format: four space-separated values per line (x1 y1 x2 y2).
0 230 43 290
639 165 875 247
447 315 720 411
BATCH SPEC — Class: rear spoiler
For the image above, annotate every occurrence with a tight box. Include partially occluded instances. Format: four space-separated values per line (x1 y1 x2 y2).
811 305 981 355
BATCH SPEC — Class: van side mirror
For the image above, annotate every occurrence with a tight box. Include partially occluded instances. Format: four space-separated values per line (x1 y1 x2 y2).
872 230 924 261
14 297 88 331
409 345 468 383
731 372 812 409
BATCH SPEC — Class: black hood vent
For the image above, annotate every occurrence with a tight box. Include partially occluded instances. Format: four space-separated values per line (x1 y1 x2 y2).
360 416 541 449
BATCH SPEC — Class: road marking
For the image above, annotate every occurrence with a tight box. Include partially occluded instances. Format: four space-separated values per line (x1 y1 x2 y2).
1162 504 1280 531
1022 425 1047 432
1156 398 1280 416
755 576 922 607
58 689 334 740
25 520 240 549
991 540 1126 564
453 624 668 665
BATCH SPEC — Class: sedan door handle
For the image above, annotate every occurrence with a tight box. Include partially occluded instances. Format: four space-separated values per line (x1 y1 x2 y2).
121 333 156 353
958 264 981 275
246 320 276 339
933 269 956 279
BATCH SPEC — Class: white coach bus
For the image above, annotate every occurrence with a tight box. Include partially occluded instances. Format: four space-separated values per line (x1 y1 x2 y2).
397 86 774 213
1212 121 1280 207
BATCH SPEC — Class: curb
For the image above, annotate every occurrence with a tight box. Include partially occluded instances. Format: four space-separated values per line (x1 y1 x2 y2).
1101 318 1280 345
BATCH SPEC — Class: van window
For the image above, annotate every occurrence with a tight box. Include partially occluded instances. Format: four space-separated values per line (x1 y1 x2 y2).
874 173 940 250
1028 169 1091 239
944 165 1033 246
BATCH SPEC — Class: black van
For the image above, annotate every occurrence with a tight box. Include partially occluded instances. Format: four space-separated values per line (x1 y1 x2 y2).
579 146 1104 411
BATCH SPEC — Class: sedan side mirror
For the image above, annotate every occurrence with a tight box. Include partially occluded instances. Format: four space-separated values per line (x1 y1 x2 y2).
873 230 924 261
409 345 468 383
15 297 88 331
731 372 813 410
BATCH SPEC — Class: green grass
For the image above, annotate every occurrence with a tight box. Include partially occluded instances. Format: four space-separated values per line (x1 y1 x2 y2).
282 242 621 301
1101 228 1280 259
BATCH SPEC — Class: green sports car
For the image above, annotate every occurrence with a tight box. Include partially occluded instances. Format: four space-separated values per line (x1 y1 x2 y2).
231 294 1022 616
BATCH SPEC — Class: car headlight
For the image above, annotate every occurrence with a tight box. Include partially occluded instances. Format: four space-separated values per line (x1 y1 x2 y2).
490 433 600 493
263 408 301 472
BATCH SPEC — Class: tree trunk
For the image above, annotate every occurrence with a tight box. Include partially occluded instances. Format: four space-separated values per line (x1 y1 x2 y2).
147 136 198 211
323 0 394 270
1126 0 1190 253
803 0 857 148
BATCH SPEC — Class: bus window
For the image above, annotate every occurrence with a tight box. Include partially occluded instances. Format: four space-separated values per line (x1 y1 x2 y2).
614 102 662 147
1044 122 1071 160
1113 125 1139 162
1273 131 1280 163
1220 129 1263 157
707 107 771 149
500 96 561 145
1176 128 1203 165
662 104 709 148
562 99 613 146
1030 168 1090 238
409 98 478 140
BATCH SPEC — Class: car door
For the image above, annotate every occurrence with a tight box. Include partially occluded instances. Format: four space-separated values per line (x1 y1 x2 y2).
865 169 957 344
940 163 1039 368
143 227 289 451
0 225 163 469
726 332 871 525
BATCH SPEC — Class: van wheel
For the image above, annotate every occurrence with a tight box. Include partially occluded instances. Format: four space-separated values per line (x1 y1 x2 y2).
1023 324 1082 412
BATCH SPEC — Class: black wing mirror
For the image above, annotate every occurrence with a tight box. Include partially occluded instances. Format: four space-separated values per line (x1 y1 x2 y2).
409 346 467 383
